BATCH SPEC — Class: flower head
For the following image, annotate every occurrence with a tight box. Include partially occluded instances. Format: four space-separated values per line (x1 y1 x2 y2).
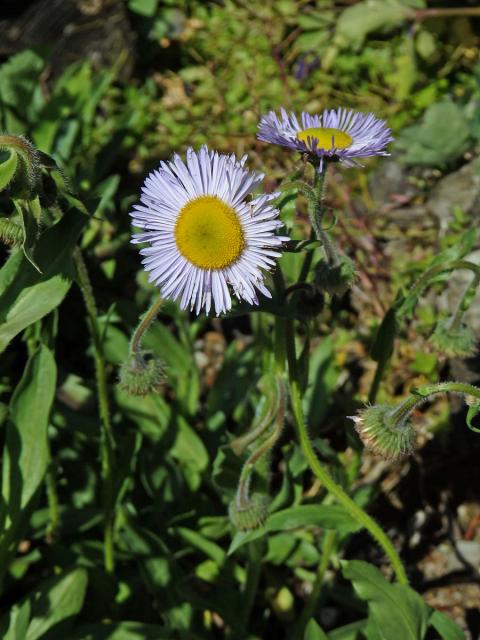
349 405 415 460
258 108 393 171
130 146 288 315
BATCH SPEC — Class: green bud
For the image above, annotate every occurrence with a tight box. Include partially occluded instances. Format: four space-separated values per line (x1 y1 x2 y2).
430 318 477 358
314 255 356 297
229 493 269 532
118 351 165 396
0 135 40 198
349 404 415 460
0 218 24 246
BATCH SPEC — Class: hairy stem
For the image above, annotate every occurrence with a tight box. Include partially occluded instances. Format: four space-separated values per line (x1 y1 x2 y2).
285 315 408 585
73 248 115 574
390 381 480 426
130 296 164 355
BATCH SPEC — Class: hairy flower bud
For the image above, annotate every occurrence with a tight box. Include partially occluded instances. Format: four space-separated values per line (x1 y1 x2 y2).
430 318 476 358
229 493 270 532
118 351 164 396
0 135 41 198
314 255 356 297
349 404 415 460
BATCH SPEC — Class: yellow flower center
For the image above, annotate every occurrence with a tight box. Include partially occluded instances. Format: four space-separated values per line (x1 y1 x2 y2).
297 127 353 150
174 195 245 269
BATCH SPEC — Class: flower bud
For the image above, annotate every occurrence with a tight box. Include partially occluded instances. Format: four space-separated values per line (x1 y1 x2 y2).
349 404 415 460
229 493 269 532
314 255 356 297
118 351 164 396
430 318 476 358
0 135 40 198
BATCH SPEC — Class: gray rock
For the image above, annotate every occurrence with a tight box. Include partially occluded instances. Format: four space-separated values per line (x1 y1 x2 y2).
427 159 480 231
369 159 417 206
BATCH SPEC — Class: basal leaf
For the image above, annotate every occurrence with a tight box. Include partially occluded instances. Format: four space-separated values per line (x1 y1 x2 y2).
304 619 329 640
25 568 88 640
1 345 56 530
342 560 430 640
428 610 465 640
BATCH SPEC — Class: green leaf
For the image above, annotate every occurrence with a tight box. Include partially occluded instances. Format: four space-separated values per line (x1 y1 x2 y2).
0 50 45 133
14 198 42 273
0 210 85 352
0 601 31 640
25 568 88 640
229 505 360 554
397 100 470 167
0 150 18 191
170 417 209 490
128 0 159 17
335 0 414 49
428 610 465 640
342 560 430 640
304 619 329 640
466 400 480 433
1 345 56 533
329 619 369 640
69 622 172 640
370 307 398 364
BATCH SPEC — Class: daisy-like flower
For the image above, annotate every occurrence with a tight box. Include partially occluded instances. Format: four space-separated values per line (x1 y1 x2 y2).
258 107 393 171
130 146 288 315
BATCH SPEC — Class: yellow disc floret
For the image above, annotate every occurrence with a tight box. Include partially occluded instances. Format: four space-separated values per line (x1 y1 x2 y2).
175 195 245 269
297 127 353 150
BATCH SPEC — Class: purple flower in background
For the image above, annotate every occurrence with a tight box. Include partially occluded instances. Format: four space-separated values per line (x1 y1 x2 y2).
258 108 393 171
130 146 288 316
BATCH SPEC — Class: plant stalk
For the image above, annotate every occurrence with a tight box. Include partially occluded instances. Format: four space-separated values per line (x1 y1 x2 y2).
73 248 115 573
285 315 408 585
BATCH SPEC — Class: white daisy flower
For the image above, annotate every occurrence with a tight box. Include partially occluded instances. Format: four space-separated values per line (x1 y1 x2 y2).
130 146 288 315
258 107 393 172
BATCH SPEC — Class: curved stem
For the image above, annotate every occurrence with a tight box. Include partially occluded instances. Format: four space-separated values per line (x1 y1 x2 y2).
369 260 480 404
390 381 480 425
285 315 408 585
74 248 115 574
400 260 480 318
235 378 286 510
130 296 164 355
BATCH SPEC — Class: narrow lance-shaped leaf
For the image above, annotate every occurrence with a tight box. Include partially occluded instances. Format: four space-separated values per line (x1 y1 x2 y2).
1 344 57 530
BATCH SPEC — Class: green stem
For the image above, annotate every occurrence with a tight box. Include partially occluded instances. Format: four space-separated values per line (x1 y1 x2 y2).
235 378 286 510
368 359 386 405
450 270 480 331
285 315 408 585
45 459 59 542
289 530 336 640
130 296 164 355
400 260 480 318
307 164 339 266
273 268 286 374
73 248 115 574
369 259 480 404
390 381 480 426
